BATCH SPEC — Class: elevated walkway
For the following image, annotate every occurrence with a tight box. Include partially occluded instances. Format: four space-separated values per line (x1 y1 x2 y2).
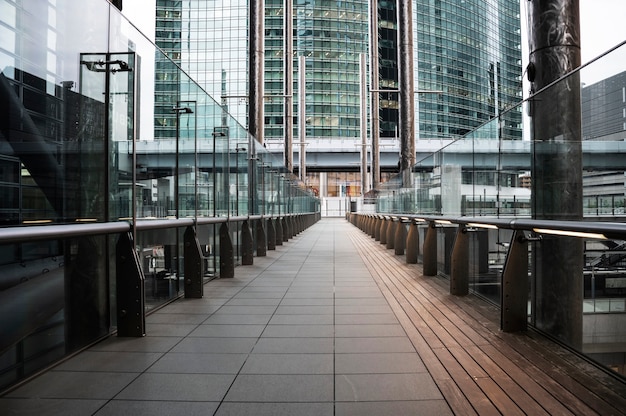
2 218 626 415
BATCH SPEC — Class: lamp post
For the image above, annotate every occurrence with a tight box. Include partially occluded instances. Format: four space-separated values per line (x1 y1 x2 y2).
212 128 227 217
172 105 193 218
234 146 247 215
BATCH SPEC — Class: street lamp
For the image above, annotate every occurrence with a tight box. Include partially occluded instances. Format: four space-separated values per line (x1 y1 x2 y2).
212 128 227 217
173 106 194 218
234 146 247 215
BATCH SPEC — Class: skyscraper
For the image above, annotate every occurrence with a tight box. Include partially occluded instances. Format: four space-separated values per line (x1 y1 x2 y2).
155 0 522 194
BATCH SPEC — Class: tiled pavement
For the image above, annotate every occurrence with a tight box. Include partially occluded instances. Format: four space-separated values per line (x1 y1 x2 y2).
2 218 452 415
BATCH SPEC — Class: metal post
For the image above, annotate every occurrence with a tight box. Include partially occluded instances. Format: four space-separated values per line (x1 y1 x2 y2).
241 220 254 265
394 219 407 256
116 232 145 337
267 218 276 250
184 226 203 298
219 222 234 278
406 221 419 264
256 219 267 256
284 0 294 171
528 0 583 348
423 222 437 276
249 0 265 144
501 230 529 332
450 227 469 296
398 0 415 188
385 217 396 249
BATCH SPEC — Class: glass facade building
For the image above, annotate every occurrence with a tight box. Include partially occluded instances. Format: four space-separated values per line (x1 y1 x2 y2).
414 0 522 140
154 0 522 193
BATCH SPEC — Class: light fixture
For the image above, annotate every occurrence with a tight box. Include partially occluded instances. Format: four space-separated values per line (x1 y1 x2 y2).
435 219 453 225
532 228 607 240
467 223 498 230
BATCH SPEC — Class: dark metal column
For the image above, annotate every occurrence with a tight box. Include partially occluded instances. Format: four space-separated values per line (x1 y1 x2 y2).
219 223 234 278
249 0 265 144
184 226 203 298
241 220 254 265
423 222 437 276
398 0 415 187
116 232 145 337
528 0 583 348
450 228 469 296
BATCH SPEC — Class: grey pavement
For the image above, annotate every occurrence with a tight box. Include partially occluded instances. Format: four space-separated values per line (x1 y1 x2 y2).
2 218 452 416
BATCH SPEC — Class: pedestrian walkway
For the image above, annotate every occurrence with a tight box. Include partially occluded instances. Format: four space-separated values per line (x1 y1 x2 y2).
3 218 626 415
1 218 451 416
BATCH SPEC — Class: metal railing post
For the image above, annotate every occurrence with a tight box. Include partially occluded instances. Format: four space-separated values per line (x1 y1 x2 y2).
116 231 145 337
241 220 254 265
450 227 469 296
423 221 438 276
184 225 203 298
256 219 267 256
406 220 419 264
501 230 530 332
219 222 234 278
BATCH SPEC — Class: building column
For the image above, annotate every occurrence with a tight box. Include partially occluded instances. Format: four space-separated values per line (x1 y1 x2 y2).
528 0 583 349
249 0 264 144
398 0 415 187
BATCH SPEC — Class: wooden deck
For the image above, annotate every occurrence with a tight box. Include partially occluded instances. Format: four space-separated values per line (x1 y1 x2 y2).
349 224 626 415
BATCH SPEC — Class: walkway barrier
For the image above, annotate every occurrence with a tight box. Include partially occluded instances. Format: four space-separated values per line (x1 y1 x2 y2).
0 213 319 390
348 212 626 372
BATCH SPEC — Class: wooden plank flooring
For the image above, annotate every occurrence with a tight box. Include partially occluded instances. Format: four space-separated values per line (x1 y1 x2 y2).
348 225 626 415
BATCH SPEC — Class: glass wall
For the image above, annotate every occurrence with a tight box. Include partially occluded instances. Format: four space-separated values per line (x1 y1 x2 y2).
375 40 626 377
0 0 319 391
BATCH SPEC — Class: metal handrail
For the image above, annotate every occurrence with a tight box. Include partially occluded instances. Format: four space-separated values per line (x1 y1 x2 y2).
363 213 626 240
0 212 320 245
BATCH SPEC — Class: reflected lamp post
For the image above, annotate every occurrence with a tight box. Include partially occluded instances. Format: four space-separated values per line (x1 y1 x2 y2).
212 128 228 217
234 146 247 215
172 105 193 218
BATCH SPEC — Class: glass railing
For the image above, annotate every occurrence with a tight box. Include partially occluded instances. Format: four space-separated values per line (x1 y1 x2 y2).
373 39 626 379
0 0 319 391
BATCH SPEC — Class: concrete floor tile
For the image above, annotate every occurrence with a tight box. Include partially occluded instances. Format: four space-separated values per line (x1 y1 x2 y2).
269 314 333 325
335 400 453 416
335 324 406 337
189 324 266 338
241 353 333 374
253 338 334 354
116 373 235 401
203 314 273 325
275 305 334 315
215 402 333 416
147 352 247 374
89 336 181 353
172 337 258 354
95 400 220 416
7 372 138 400
262 324 334 338
55 351 162 373
335 337 416 353
335 314 399 325
335 373 442 402
224 374 333 402
0 398 106 416
335 353 427 374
